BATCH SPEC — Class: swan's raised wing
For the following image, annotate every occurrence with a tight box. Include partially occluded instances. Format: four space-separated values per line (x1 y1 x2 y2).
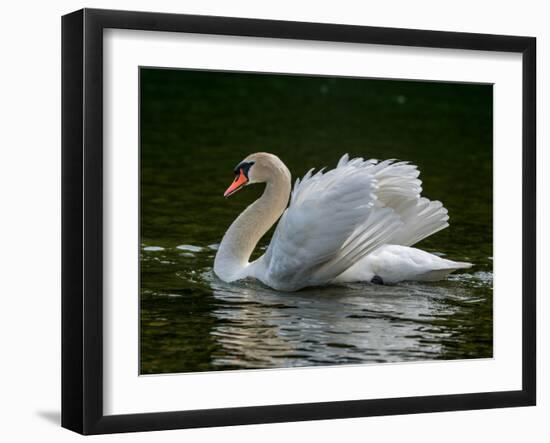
337 155 450 247
367 157 449 246
260 161 403 291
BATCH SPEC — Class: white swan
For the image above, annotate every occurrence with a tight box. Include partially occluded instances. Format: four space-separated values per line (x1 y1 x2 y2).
214 152 471 291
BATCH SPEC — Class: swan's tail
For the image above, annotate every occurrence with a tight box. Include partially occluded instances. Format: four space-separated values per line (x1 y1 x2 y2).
335 245 473 284
417 260 473 281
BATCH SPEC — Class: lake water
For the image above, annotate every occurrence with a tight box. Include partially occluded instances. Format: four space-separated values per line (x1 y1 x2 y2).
140 68 493 374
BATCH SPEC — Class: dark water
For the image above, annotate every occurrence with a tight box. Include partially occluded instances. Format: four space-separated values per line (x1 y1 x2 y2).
140 68 493 374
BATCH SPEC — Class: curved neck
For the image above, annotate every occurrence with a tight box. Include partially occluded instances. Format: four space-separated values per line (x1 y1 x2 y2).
214 166 291 281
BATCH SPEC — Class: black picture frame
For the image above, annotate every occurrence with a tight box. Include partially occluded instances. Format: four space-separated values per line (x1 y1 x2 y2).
62 8 536 435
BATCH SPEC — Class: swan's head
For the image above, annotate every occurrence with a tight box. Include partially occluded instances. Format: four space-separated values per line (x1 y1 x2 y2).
224 152 288 197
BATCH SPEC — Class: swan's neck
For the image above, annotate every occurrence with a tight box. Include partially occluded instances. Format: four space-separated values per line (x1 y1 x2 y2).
214 167 291 281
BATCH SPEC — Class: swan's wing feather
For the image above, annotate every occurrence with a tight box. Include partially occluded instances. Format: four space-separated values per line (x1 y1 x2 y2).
365 158 449 246
389 197 449 246
262 159 401 291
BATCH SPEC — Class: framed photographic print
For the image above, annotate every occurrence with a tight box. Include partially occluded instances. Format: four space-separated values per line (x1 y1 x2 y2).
61 8 536 435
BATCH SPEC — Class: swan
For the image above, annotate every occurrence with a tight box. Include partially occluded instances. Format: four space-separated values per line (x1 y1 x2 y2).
214 152 472 291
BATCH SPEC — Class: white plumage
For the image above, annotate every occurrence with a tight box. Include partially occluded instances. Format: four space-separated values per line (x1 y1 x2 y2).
214 152 471 291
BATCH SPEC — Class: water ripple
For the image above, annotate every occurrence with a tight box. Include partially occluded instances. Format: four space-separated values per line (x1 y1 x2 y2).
140 246 493 373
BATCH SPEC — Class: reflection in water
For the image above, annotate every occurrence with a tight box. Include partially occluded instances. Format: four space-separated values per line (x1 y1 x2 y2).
209 270 489 369
140 244 492 374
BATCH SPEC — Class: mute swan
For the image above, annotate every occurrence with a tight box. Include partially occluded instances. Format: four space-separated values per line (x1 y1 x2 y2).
214 153 471 291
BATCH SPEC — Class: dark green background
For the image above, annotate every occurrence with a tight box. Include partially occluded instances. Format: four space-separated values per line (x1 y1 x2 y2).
140 68 493 374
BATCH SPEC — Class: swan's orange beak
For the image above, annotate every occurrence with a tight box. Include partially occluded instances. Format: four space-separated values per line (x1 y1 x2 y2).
224 169 248 197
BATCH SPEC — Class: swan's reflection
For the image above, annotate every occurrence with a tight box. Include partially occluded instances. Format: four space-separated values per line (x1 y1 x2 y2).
207 272 480 370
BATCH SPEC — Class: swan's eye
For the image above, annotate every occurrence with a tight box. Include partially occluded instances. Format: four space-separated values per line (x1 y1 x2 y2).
233 161 255 178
